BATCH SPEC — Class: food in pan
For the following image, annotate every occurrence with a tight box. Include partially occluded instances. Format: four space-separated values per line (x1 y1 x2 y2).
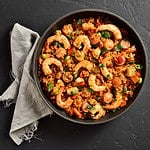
38 17 143 120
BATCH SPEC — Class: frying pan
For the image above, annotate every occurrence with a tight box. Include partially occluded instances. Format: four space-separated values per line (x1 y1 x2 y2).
33 9 147 124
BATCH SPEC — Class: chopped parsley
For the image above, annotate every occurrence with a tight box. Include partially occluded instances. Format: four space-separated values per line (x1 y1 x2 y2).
87 88 93 93
115 43 122 52
87 104 95 110
91 44 98 49
48 82 54 92
77 19 82 25
101 30 111 38
101 47 107 55
99 63 105 67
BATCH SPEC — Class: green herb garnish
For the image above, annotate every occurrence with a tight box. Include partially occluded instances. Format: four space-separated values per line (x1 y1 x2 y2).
87 88 93 93
66 34 72 40
41 54 46 59
138 77 142 84
77 86 83 91
115 43 122 52
101 47 107 55
73 72 78 79
123 86 128 92
71 91 78 95
91 44 98 49
54 89 60 95
77 19 82 25
101 30 111 38
48 82 54 92
112 109 116 112
87 104 95 110
135 64 143 70
99 63 105 67
65 55 70 61
64 66 69 72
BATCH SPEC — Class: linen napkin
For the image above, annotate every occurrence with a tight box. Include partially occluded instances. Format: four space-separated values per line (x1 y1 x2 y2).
0 23 53 145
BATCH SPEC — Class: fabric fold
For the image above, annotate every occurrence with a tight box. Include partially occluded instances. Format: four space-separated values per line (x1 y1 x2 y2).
0 23 53 145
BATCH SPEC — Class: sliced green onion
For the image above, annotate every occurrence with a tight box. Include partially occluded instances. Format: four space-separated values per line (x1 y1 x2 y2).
112 109 116 112
65 55 70 61
87 104 95 110
97 31 101 37
73 72 78 79
77 19 82 25
71 91 78 95
101 30 111 38
41 54 46 59
123 86 128 92
91 44 98 49
99 63 105 67
48 82 54 92
64 66 69 72
77 86 83 91
87 88 93 93
67 34 72 40
138 77 142 84
101 47 107 55
54 89 60 95
115 43 122 52
135 64 143 70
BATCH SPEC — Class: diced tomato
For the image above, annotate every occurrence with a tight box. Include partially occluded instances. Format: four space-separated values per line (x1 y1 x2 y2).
117 55 126 65
73 108 82 118
135 71 141 77
120 101 127 107
77 81 85 87
112 77 122 87
68 47 75 55
88 29 95 35
130 75 140 84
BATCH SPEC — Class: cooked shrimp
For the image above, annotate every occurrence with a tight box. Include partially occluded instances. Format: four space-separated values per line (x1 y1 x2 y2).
103 92 113 103
102 39 114 50
103 92 122 110
56 71 62 79
73 35 91 53
73 108 83 118
82 22 95 31
56 88 73 109
90 103 106 119
96 24 122 40
120 39 130 49
42 58 63 76
75 50 85 61
74 60 93 75
62 72 73 83
90 33 101 44
112 77 122 87
46 30 71 49
62 24 73 35
88 74 105 91
67 87 79 95
55 47 67 58
100 65 113 79
126 65 136 77
126 45 136 53
91 47 101 59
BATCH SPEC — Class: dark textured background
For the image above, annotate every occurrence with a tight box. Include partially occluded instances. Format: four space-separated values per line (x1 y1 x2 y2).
0 0 150 149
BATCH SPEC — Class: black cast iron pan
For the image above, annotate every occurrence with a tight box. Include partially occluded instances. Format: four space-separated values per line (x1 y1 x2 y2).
33 9 147 125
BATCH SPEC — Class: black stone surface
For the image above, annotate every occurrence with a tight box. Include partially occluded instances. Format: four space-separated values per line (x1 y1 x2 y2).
0 0 150 149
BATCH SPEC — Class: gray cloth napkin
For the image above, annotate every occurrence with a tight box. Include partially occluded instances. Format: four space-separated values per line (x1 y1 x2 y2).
0 23 53 145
